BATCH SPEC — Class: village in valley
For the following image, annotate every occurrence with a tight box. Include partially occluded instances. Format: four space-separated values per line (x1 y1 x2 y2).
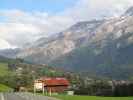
33 76 133 97
3 59 132 97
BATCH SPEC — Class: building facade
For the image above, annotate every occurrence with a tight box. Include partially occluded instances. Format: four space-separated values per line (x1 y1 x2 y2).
34 77 70 94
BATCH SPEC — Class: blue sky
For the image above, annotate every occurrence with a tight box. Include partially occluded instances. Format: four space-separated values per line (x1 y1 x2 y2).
0 0 77 13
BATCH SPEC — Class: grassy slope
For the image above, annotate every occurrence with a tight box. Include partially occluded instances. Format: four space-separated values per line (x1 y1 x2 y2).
0 63 13 92
0 63 11 76
53 95 133 100
0 84 12 92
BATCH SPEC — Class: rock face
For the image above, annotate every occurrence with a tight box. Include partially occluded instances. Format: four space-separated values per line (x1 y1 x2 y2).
17 7 133 65
124 6 133 16
16 20 104 64
1 6 133 79
48 7 133 79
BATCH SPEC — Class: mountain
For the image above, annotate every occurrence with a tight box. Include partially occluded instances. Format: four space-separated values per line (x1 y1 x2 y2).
0 55 15 63
49 32 133 79
1 6 133 79
124 6 133 16
48 7 133 79
19 7 133 64
0 49 20 59
16 20 104 64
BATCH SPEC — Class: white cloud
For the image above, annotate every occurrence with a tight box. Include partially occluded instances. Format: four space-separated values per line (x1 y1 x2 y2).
0 39 13 49
0 9 75 48
64 0 133 20
0 0 133 49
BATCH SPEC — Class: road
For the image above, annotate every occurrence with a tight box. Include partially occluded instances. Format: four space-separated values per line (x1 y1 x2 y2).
0 92 60 100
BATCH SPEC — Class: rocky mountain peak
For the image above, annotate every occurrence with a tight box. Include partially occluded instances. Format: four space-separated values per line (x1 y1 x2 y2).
124 6 133 16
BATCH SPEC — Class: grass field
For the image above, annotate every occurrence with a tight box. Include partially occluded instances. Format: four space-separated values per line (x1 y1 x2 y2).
52 95 133 100
0 63 13 92
0 84 12 92
0 63 12 76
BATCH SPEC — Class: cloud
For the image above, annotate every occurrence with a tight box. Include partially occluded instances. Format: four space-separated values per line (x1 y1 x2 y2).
0 0 133 48
0 39 14 49
0 9 76 48
64 0 133 20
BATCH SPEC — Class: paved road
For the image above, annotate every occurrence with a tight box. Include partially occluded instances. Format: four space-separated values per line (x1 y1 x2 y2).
0 92 60 100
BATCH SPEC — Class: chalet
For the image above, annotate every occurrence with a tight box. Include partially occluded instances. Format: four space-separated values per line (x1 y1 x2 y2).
34 77 70 94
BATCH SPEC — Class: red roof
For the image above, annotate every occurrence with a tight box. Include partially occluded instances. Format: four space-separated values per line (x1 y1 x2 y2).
39 77 70 86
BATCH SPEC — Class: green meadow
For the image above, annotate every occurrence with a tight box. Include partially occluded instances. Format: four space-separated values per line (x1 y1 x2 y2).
0 84 12 92
0 63 13 92
0 63 11 76
52 95 133 100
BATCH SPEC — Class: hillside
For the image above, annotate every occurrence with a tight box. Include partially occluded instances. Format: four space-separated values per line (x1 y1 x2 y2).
0 63 12 76
0 57 14 91
49 34 133 79
0 55 16 76
0 84 12 92
0 55 67 90
48 7 133 79
49 7 133 79
13 20 104 64
0 55 15 63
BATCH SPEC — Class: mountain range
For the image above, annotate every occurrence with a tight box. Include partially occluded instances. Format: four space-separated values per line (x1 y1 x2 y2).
1 6 133 79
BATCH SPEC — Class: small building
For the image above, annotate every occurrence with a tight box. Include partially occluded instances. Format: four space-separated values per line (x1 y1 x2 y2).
34 77 70 94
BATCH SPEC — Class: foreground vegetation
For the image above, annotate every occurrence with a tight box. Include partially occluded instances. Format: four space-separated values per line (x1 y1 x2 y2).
0 84 12 92
53 95 133 100
0 63 13 92
0 63 12 76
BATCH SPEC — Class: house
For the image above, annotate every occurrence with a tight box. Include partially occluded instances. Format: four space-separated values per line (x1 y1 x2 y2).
34 77 70 94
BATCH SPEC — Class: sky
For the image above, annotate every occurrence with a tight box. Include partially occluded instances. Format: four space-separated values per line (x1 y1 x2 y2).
0 0 133 49
0 0 76 13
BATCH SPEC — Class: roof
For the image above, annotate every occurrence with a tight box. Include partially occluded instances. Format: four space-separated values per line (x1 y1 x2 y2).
37 77 70 86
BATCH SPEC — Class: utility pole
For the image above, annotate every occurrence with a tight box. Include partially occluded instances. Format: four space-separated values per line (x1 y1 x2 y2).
32 71 36 94
34 83 36 94
49 88 52 96
42 83 45 94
